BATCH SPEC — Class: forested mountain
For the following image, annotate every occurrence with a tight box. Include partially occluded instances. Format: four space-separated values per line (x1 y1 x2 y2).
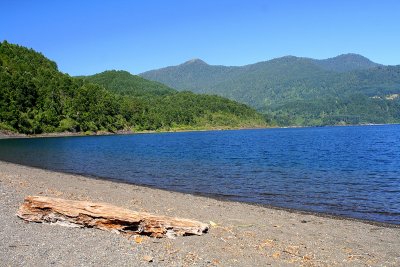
312 53 381 72
0 41 266 134
80 70 175 97
140 54 400 126
140 58 243 94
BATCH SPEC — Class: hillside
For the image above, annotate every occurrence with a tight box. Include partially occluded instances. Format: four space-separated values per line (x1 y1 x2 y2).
81 70 266 131
0 41 266 134
0 41 127 134
140 55 400 126
80 70 175 97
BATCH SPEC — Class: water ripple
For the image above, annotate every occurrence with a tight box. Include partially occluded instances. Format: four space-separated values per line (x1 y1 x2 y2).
0 125 399 224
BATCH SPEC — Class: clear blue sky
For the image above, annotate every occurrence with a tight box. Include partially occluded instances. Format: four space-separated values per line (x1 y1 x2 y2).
1 0 399 75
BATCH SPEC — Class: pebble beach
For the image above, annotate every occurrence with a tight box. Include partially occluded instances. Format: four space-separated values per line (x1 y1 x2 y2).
0 161 399 266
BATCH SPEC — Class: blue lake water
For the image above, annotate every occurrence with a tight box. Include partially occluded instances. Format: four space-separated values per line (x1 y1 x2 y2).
0 125 399 224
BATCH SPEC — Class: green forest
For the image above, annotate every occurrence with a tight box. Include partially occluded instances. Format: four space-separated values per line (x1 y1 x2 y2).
0 41 266 134
2 40 399 133
141 55 400 126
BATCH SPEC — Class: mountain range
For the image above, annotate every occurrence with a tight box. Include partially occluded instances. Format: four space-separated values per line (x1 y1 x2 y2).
140 54 400 125
2 41 399 132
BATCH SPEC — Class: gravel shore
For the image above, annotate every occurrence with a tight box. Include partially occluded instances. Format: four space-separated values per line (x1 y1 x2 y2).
0 161 399 266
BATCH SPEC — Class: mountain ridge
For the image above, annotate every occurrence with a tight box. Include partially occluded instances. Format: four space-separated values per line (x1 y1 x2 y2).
313 53 381 72
141 53 384 75
140 54 400 126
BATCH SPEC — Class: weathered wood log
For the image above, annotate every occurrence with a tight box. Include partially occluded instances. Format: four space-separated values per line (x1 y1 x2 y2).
17 196 209 238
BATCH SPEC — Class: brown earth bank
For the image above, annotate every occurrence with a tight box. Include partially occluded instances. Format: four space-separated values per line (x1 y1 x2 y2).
0 161 399 266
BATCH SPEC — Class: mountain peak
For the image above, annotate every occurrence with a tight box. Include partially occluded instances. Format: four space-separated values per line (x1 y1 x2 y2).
331 53 371 61
182 58 208 66
315 53 380 72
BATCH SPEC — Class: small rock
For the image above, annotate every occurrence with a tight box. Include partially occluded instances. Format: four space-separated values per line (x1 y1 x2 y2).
143 255 153 262
134 235 144 244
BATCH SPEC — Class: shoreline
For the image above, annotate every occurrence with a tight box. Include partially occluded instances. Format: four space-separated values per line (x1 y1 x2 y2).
1 160 399 266
0 126 267 139
3 159 398 229
1 122 399 140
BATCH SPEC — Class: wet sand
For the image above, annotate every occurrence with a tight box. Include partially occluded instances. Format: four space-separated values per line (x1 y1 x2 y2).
0 161 399 266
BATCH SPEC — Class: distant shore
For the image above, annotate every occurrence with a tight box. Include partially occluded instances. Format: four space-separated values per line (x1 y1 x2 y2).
1 160 399 266
1 123 398 140
0 126 267 139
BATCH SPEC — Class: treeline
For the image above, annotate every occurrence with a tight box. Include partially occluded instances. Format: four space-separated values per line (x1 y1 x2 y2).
266 95 400 126
127 92 266 131
82 70 265 130
0 41 265 134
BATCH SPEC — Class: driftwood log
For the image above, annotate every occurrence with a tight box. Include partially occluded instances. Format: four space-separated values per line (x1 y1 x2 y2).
17 196 209 238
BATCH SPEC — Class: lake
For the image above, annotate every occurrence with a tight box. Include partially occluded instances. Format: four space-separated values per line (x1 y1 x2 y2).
0 125 399 224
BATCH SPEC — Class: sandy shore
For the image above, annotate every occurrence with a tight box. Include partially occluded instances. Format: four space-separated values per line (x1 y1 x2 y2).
0 161 399 266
